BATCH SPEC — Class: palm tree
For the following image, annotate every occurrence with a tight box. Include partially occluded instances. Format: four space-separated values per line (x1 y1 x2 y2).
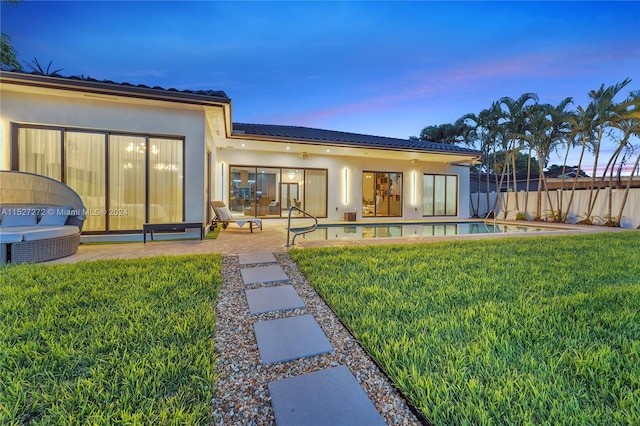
1 0 23 69
542 98 573 220
564 105 595 220
419 122 468 145
462 105 501 216
584 79 632 218
498 93 539 214
0 33 21 69
608 90 640 224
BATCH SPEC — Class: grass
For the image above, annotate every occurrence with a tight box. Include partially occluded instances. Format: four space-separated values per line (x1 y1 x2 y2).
0 254 221 425
290 232 640 425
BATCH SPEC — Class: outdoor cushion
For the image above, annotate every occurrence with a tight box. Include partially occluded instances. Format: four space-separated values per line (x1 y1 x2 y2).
217 206 234 221
20 225 79 241
0 228 25 243
38 206 70 226
1 209 38 227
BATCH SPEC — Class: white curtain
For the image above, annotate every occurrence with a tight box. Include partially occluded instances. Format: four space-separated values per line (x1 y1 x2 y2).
148 138 183 223
305 169 327 217
109 135 146 230
446 175 458 215
18 128 62 180
66 131 106 231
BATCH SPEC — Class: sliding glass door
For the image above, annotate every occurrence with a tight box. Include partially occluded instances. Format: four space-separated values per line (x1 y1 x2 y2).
423 174 458 216
15 124 184 233
229 166 326 218
362 171 403 217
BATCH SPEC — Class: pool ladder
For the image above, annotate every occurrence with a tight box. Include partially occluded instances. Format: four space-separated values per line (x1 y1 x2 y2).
286 206 318 247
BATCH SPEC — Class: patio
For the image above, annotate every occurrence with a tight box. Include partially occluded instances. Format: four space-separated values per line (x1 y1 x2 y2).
47 221 291 263
47 219 623 264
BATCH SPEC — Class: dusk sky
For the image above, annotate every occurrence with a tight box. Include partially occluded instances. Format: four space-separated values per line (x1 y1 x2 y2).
2 1 639 168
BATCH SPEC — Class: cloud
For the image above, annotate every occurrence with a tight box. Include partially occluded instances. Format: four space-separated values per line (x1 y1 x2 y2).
257 42 639 131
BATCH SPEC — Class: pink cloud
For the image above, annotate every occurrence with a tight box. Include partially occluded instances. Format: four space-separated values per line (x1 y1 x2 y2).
254 44 639 132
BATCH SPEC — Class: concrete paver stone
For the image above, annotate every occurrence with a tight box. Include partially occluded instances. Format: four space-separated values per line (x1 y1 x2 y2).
240 264 289 285
245 285 305 314
253 314 333 364
268 365 386 426
238 252 278 265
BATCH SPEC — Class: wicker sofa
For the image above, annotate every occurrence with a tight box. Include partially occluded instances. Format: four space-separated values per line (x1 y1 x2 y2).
0 171 85 264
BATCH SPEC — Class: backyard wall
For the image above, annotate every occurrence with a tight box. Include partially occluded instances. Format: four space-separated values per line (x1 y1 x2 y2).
471 188 640 228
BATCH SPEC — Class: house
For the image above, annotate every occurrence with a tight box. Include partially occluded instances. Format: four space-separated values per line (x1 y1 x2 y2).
0 70 482 240
470 168 589 194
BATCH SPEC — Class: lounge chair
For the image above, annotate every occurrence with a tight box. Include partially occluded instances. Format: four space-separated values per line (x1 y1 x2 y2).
210 201 262 233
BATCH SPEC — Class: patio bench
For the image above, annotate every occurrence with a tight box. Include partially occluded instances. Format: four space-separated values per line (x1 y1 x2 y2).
143 221 205 243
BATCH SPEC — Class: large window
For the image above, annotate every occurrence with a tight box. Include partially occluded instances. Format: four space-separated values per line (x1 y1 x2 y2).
362 171 403 217
423 174 458 216
15 125 184 232
229 166 327 218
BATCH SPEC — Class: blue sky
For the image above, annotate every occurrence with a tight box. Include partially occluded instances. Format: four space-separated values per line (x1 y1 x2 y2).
2 1 639 167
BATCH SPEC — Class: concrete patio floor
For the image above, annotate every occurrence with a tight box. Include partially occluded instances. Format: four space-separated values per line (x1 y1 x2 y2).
48 219 627 264
49 221 292 264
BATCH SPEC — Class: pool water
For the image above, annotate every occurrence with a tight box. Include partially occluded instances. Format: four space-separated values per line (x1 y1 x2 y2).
292 221 564 241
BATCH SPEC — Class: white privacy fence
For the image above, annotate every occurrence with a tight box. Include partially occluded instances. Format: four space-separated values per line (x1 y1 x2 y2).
470 188 640 229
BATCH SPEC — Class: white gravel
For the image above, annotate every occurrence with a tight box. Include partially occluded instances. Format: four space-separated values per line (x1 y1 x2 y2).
212 252 424 425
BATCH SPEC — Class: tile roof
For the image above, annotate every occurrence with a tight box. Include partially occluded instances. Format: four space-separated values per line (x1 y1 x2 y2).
0 68 229 101
233 123 481 155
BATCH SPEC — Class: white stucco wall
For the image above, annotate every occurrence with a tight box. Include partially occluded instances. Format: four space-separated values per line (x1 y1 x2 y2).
217 147 472 221
0 89 223 225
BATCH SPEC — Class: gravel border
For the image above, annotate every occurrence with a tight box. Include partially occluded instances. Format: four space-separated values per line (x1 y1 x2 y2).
212 252 424 425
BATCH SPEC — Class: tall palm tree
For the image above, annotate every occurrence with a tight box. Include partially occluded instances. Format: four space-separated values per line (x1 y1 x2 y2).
498 93 539 214
564 105 595 220
585 79 632 218
609 90 640 223
542 98 574 220
463 105 501 216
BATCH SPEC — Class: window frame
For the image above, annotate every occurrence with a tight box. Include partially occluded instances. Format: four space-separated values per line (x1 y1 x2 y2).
228 165 328 218
422 173 459 217
362 170 403 217
11 123 185 233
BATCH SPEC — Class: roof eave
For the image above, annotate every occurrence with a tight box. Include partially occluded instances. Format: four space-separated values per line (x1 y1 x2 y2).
0 71 231 107
228 132 480 158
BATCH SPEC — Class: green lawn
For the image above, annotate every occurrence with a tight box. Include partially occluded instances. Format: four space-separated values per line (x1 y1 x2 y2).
291 232 640 425
0 254 221 425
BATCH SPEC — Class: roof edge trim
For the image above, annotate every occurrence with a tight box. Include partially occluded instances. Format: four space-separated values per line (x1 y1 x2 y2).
0 71 231 107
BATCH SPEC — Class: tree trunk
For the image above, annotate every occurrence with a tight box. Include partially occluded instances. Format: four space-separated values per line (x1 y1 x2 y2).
617 154 640 223
605 143 627 223
536 152 544 219
565 137 587 220
485 167 491 216
586 128 604 218
558 142 572 218
491 160 509 217
524 145 532 217
511 146 520 211
505 161 511 215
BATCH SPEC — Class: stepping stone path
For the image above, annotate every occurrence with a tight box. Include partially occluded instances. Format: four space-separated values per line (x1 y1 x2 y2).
239 252 386 425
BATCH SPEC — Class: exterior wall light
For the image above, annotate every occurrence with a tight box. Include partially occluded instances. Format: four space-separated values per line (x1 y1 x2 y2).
343 167 348 205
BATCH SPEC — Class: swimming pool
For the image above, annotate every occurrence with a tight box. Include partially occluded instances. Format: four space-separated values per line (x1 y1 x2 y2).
291 221 568 241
